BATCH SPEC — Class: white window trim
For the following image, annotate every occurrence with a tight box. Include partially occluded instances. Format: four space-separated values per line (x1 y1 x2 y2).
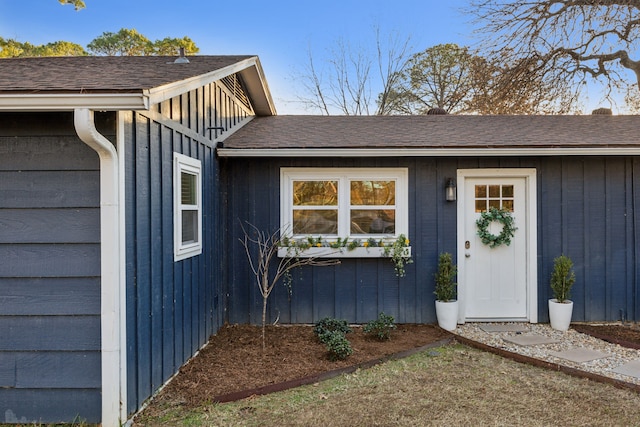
280 168 409 257
173 152 202 261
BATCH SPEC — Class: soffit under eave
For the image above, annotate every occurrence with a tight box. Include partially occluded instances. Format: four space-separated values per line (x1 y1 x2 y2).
237 60 277 116
145 56 277 116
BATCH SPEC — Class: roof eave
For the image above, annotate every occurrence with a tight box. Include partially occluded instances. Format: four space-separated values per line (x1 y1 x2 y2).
146 56 277 116
0 93 149 111
216 147 640 157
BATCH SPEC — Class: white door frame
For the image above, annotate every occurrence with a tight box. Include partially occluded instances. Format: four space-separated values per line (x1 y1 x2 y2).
456 168 538 323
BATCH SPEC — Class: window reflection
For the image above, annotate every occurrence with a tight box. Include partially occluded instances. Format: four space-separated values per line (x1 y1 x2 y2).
293 181 338 206
474 184 515 212
350 209 395 234
350 181 395 206
293 210 338 234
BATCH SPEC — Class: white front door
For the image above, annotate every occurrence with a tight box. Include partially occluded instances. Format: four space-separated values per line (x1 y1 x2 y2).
457 169 537 322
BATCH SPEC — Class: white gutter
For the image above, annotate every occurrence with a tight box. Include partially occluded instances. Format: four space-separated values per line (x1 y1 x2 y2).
216 147 640 157
0 93 148 111
74 108 126 427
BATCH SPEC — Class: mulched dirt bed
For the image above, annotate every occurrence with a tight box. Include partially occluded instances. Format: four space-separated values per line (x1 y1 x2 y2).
572 322 640 350
141 323 450 412
137 322 640 421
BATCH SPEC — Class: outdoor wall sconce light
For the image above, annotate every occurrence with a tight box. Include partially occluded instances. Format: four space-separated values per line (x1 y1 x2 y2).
445 178 457 202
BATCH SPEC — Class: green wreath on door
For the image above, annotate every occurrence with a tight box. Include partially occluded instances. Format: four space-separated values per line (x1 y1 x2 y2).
476 207 517 248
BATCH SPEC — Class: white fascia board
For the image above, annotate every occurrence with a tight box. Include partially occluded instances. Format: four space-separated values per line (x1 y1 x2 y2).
145 56 275 115
0 93 148 111
216 147 640 158
238 58 277 116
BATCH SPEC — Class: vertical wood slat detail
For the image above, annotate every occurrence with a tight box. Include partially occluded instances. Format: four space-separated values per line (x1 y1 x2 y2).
125 81 233 415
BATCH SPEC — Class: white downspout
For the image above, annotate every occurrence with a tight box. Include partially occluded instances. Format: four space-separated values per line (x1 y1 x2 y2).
74 108 126 427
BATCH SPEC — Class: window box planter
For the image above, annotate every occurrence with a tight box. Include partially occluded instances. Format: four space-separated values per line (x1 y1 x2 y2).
277 246 411 259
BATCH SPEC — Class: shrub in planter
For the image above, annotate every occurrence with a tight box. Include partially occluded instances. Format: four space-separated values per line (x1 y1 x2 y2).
434 252 458 331
364 312 397 341
550 254 575 303
323 330 353 361
549 254 576 331
434 252 457 302
313 317 352 343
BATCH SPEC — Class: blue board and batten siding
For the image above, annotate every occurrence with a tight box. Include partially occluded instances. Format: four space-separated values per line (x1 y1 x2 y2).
223 156 640 326
124 79 248 415
0 112 111 424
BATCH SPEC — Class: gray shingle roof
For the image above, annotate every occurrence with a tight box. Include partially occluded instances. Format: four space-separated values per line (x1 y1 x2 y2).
0 55 253 93
222 115 640 150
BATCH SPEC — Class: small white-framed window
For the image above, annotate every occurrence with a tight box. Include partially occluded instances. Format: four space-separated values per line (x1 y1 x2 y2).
174 152 202 261
281 168 408 239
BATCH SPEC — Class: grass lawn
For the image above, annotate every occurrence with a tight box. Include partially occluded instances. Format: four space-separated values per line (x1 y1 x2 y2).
133 344 640 426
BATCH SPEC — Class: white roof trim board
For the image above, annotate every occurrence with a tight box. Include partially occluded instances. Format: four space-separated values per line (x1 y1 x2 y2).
0 93 149 111
216 147 640 157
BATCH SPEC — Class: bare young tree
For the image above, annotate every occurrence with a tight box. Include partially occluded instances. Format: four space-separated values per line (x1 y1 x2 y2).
297 29 412 115
239 223 340 349
469 0 640 110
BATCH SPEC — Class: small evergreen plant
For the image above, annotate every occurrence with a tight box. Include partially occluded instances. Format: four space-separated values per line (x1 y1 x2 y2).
550 255 575 303
313 317 352 341
323 330 353 361
434 252 457 302
364 312 397 341
313 317 353 360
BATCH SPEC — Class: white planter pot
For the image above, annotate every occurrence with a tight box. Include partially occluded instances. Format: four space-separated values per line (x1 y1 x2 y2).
548 299 573 331
435 300 458 331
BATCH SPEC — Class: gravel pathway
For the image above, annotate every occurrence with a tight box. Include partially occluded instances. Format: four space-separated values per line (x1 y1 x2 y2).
452 322 640 385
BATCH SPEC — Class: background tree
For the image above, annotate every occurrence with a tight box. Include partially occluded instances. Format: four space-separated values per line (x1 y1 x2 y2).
87 29 199 56
466 54 578 114
298 29 412 115
382 43 573 115
383 44 479 114
59 0 85 10
625 87 640 113
87 28 153 56
469 0 640 110
0 37 86 57
152 36 199 55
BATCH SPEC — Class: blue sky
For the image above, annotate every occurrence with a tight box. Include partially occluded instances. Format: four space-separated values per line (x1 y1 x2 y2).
1 1 475 113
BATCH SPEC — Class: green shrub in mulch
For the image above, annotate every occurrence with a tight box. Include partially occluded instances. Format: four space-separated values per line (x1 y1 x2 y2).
314 317 353 360
322 330 353 361
314 317 352 343
364 312 397 341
